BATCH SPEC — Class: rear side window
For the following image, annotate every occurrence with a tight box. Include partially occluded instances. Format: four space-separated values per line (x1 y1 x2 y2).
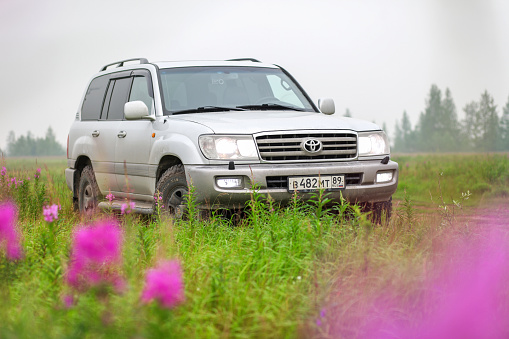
106 77 132 120
81 76 109 120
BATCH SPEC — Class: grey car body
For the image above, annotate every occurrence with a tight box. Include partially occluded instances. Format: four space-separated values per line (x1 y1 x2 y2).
66 58 398 215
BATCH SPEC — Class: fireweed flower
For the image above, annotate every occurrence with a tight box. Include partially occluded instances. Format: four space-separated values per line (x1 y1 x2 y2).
66 220 125 292
43 204 60 223
106 192 115 202
154 194 164 208
120 201 135 215
62 294 75 308
1 166 6 176
0 202 22 260
141 260 185 309
34 168 41 179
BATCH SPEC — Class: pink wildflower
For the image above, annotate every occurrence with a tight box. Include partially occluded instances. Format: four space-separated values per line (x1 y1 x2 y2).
0 202 23 260
141 260 185 309
34 168 41 179
120 201 135 215
1 166 6 176
43 204 60 222
66 220 124 292
62 294 75 308
10 177 22 188
154 194 164 208
106 192 115 202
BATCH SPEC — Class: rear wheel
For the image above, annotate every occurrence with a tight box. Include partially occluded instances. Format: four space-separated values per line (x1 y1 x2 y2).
78 165 101 214
155 164 188 217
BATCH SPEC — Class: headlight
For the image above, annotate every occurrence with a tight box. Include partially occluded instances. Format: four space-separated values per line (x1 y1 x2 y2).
199 135 259 160
358 131 390 156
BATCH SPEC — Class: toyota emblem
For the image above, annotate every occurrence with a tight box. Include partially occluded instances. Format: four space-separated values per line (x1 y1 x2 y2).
302 138 323 153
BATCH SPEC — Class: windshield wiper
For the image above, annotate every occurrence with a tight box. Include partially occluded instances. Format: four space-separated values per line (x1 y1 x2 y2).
171 106 246 115
236 103 305 111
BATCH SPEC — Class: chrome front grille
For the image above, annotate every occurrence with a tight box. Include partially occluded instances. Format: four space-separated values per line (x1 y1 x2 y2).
255 132 357 162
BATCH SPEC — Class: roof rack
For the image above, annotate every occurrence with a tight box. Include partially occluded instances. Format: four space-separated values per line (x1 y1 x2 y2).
100 58 149 71
226 58 261 63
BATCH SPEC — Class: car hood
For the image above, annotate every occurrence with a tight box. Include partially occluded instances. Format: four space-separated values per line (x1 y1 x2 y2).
170 111 381 134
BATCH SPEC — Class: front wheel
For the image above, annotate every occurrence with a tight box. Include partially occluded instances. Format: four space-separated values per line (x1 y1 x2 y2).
78 165 101 214
155 164 188 217
363 198 392 224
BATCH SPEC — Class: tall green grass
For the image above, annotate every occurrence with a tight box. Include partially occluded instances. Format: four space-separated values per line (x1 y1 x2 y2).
0 154 508 338
393 153 509 205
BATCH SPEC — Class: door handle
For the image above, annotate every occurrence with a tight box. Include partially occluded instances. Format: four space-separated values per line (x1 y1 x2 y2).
92 130 100 137
117 131 127 138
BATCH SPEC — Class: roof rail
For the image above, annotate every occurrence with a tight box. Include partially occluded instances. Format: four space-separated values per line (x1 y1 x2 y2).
226 58 261 63
100 58 149 71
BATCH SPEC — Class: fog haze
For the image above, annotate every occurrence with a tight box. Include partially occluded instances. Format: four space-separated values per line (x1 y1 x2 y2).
1 0 508 150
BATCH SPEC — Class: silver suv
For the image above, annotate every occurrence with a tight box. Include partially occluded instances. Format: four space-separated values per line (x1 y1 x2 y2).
66 58 398 219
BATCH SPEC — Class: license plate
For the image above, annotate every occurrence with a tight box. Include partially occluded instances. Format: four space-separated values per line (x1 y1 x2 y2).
288 175 345 192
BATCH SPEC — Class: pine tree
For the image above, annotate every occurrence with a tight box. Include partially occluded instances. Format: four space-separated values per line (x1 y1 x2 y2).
6 127 65 156
400 111 413 152
43 127 65 156
393 121 403 151
417 85 442 151
478 91 499 151
439 88 460 151
344 108 352 117
463 101 482 150
500 95 509 150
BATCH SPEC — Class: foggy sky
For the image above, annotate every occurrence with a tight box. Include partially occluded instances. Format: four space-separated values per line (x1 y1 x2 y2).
1 0 508 151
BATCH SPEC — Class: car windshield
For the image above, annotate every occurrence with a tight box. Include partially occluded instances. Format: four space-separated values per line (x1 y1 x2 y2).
159 66 316 115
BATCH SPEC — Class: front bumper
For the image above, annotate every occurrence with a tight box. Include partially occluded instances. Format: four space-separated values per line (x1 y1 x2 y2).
185 159 398 209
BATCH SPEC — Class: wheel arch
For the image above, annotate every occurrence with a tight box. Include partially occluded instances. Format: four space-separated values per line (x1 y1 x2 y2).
71 156 93 199
156 155 183 185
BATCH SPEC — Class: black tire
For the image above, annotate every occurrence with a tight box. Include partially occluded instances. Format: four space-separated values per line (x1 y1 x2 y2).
364 197 392 224
155 164 188 217
78 165 101 214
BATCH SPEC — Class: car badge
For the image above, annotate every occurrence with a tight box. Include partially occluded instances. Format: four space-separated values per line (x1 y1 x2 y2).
302 138 323 153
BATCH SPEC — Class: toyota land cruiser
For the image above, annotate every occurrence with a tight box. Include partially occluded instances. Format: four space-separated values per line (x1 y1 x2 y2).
66 58 398 220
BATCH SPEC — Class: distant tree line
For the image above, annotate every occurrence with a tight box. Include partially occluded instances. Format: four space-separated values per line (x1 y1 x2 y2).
5 127 65 156
393 85 509 152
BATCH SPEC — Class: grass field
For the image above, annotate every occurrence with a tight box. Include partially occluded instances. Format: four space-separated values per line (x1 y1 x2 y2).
0 154 508 338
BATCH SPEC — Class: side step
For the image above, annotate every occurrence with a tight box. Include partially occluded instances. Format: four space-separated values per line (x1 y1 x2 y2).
98 200 154 215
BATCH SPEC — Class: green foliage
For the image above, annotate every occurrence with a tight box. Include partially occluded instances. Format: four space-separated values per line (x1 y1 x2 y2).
500 96 509 150
1 155 509 338
393 153 509 205
0 166 48 221
6 127 65 157
393 86 509 152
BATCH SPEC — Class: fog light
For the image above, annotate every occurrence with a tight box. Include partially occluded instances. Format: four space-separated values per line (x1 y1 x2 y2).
216 177 243 189
376 171 393 183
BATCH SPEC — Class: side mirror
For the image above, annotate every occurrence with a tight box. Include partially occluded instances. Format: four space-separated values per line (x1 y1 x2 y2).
318 98 335 115
124 101 155 121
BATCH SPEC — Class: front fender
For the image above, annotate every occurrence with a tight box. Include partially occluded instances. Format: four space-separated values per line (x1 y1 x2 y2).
149 133 209 165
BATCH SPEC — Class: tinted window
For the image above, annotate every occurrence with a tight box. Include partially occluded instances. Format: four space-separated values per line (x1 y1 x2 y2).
129 76 154 114
81 75 108 120
107 77 132 120
101 80 114 120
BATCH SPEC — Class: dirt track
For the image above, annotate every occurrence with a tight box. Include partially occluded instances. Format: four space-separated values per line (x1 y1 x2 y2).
460 198 509 229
